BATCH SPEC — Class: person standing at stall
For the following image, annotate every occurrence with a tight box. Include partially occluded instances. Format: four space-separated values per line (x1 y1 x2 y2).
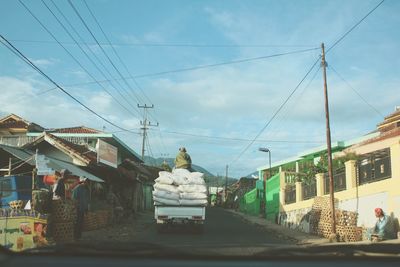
72 177 90 240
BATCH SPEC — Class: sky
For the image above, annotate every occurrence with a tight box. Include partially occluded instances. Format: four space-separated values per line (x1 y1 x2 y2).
0 0 399 178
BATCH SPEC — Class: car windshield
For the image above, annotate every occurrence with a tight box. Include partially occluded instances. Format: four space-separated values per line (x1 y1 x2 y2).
0 0 399 259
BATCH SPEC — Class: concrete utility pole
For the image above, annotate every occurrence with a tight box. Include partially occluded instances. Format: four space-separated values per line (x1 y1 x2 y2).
321 43 337 238
138 104 158 161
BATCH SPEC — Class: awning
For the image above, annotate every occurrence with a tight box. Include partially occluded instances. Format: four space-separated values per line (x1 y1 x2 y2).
46 158 104 183
0 144 35 165
0 144 104 183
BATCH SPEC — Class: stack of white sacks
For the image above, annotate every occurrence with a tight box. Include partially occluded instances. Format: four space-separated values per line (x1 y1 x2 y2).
153 169 208 206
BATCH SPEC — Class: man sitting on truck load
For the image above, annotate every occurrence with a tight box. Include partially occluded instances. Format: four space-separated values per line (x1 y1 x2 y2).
174 147 193 171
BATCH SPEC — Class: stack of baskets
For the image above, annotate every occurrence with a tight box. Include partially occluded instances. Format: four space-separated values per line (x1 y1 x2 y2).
83 210 111 231
51 200 76 243
310 196 362 242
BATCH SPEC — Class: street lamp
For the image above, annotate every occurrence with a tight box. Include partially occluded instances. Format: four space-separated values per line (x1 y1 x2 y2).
258 147 272 218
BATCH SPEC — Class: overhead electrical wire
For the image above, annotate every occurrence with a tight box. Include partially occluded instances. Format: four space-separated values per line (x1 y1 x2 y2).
67 0 146 107
48 0 143 118
155 129 324 144
229 56 321 166
18 0 141 120
39 0 142 119
231 0 386 175
133 48 319 79
81 0 159 127
8 39 317 48
262 65 322 143
82 0 153 106
0 34 133 133
327 0 385 53
329 65 384 118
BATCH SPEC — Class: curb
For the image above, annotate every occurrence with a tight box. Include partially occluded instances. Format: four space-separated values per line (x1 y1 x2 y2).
225 209 329 245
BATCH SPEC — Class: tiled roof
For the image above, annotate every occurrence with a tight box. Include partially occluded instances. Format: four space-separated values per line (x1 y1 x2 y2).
50 126 102 134
353 127 400 147
0 120 28 129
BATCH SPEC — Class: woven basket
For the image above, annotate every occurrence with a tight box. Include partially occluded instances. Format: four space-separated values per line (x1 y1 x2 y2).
52 200 76 223
53 222 74 243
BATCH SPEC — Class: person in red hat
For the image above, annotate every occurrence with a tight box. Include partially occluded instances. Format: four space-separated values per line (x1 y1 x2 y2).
367 208 396 241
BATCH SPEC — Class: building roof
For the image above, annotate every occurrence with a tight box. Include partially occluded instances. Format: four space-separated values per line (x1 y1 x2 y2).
377 107 400 133
23 132 96 165
0 114 44 132
48 126 102 134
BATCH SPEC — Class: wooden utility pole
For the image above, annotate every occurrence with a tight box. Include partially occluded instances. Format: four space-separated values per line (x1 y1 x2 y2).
138 104 158 160
225 165 228 202
321 43 337 238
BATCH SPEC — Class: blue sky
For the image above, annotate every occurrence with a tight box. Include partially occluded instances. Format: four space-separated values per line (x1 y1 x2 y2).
0 0 399 177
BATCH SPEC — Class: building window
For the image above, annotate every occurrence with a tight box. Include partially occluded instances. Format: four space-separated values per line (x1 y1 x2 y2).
357 148 391 185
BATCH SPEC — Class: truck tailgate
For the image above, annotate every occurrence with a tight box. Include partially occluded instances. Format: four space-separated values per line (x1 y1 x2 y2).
155 206 205 220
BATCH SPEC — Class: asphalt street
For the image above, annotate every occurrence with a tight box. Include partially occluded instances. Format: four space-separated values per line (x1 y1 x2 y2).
80 207 296 255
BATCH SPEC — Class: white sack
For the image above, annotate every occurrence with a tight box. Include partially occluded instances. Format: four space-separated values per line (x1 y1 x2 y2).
154 183 180 193
178 184 207 193
171 174 191 185
180 192 208 200
155 176 173 185
172 168 191 178
153 196 180 206
180 199 208 206
153 190 180 200
187 176 205 185
189 172 204 179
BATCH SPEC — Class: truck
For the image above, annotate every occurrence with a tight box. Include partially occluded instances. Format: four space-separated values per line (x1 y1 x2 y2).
154 205 206 233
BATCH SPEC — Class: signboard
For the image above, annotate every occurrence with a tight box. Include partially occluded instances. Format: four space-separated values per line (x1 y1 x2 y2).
0 216 48 251
96 139 118 168
35 154 55 176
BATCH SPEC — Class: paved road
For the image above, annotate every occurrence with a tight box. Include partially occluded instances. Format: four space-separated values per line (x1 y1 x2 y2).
135 207 294 247
80 207 295 255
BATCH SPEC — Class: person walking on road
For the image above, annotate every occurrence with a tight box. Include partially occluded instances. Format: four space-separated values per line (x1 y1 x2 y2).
174 147 193 171
72 177 90 240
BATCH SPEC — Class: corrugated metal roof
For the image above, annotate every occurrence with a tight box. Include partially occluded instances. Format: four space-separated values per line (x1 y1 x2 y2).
47 158 104 183
0 144 35 165
0 144 103 183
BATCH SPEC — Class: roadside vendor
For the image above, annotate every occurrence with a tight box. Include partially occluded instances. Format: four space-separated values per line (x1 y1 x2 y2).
367 208 396 241
174 147 193 171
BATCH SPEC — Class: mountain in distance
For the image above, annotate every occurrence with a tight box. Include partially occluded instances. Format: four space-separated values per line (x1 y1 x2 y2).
143 156 238 186
143 156 215 177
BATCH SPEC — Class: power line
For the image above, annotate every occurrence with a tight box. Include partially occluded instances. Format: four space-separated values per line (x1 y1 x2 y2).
25 48 318 90
67 0 145 107
40 0 142 119
156 129 324 144
263 65 322 142
0 34 133 133
230 56 321 166
327 0 385 53
329 65 384 118
82 0 152 105
48 0 143 118
8 39 317 48
18 0 141 120
133 48 319 79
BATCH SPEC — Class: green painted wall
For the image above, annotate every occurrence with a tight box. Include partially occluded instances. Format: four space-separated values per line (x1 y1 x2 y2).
239 188 260 216
143 184 154 210
265 173 280 222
